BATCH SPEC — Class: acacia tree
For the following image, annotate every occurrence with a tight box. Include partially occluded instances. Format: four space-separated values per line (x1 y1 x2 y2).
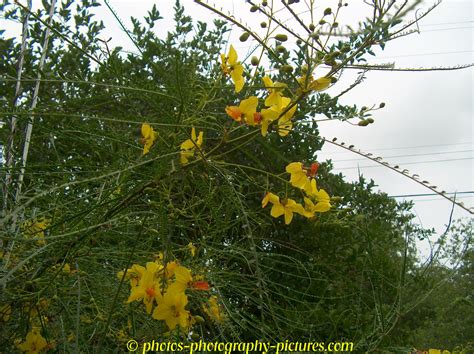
0 0 472 352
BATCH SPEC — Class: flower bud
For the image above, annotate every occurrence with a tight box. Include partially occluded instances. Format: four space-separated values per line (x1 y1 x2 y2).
250 5 258 12
319 20 326 25
358 120 369 126
262 1 268 6
251 56 259 66
379 102 386 108
309 23 315 31
366 118 375 123
361 106 367 111
275 34 288 42
276 45 286 53
330 77 337 83
239 32 250 42
324 7 332 15
332 22 339 28
280 64 294 73
260 21 267 28
331 196 342 203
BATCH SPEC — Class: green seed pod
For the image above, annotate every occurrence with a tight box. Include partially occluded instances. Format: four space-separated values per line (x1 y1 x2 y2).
262 0 268 6
251 56 259 66
280 64 294 73
358 120 369 126
239 32 250 42
250 5 258 12
309 23 315 31
330 77 338 83
379 102 386 108
324 7 332 16
276 45 286 53
260 21 267 28
319 20 326 25
366 118 375 123
275 33 288 42
332 22 339 28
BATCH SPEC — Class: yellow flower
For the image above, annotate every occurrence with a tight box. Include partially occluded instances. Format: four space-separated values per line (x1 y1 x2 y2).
126 262 163 314
203 295 224 323
169 265 193 293
260 96 296 137
285 162 313 194
23 218 49 245
140 123 158 155
262 76 286 107
1 304 11 322
262 193 305 225
180 127 204 165
117 263 146 287
187 242 196 257
303 179 332 217
220 45 245 93
16 328 48 354
297 75 331 93
225 96 259 125
152 287 190 330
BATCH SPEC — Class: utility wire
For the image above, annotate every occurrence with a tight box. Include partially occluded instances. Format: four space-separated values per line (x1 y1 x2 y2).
323 141 473 155
334 157 473 170
390 191 474 198
332 149 473 163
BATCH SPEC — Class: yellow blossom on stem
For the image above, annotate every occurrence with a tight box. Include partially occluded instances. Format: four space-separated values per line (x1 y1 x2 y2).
117 263 145 287
276 97 297 137
16 328 48 354
140 123 158 155
126 262 163 314
285 162 313 194
180 127 204 165
187 242 196 257
23 217 49 245
262 76 286 107
262 192 305 225
225 96 259 125
203 295 225 323
152 286 190 330
297 74 331 93
220 45 245 93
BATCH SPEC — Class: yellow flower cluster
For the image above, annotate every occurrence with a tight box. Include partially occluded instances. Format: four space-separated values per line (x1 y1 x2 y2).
262 162 331 224
119 253 223 331
22 217 50 245
16 328 49 354
225 75 297 137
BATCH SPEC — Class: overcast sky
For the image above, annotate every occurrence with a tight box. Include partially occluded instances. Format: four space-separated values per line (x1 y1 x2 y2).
3 0 473 257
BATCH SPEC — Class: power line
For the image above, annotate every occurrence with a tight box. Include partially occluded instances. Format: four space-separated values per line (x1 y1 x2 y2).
373 50 474 59
390 191 474 198
421 26 474 32
323 142 473 155
334 157 473 170
332 149 473 163
421 20 474 26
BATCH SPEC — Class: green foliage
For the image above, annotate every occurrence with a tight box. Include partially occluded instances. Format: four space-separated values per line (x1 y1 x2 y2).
0 1 471 352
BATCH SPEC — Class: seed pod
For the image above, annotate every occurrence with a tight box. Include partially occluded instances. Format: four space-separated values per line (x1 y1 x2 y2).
358 120 369 126
239 32 250 42
275 34 288 42
260 21 267 28
309 23 315 31
276 45 286 53
250 5 258 12
324 7 332 15
280 64 294 73
251 56 259 66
